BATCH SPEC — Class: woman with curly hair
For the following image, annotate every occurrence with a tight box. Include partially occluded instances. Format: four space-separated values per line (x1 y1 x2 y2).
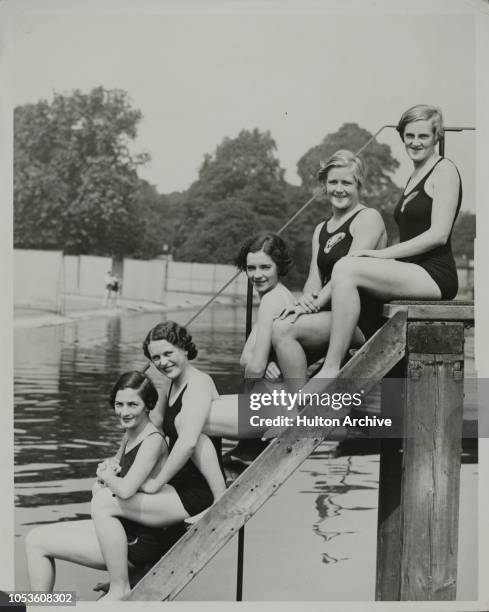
26 369 224 600
85 322 225 599
234 232 294 382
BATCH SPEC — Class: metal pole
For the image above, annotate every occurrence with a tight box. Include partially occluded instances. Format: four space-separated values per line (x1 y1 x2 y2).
236 279 254 601
439 134 445 156
245 279 254 338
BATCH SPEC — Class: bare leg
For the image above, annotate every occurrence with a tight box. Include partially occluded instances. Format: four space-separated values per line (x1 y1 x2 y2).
204 393 291 439
314 257 442 380
272 311 364 389
25 520 106 591
90 486 189 600
204 395 240 439
91 500 131 600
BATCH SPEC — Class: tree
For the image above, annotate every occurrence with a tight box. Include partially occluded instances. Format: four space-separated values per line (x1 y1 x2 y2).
452 212 475 260
14 87 149 257
296 123 402 243
173 129 297 263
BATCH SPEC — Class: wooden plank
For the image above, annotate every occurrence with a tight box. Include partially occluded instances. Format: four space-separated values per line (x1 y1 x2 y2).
400 323 464 600
126 311 407 601
375 360 405 601
383 302 474 322
407 322 465 354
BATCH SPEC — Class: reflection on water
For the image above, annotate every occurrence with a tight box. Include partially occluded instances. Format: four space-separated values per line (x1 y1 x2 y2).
15 307 245 512
303 453 376 565
14 306 478 600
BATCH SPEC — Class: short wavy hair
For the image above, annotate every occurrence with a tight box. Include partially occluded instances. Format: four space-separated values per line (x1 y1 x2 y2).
396 104 444 143
142 321 198 361
109 371 158 411
317 149 367 189
235 232 292 277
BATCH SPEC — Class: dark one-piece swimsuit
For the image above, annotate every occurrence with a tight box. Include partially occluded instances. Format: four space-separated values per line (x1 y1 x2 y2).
163 383 223 516
394 157 462 300
317 208 384 340
117 432 186 567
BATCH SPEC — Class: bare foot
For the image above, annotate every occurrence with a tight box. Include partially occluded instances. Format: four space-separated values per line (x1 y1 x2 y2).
93 581 109 594
312 365 340 381
185 507 210 525
301 366 339 395
97 585 130 601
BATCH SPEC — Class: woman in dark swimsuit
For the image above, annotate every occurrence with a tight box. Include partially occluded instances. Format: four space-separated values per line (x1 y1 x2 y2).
271 150 387 388
25 372 171 599
87 322 225 599
308 104 462 382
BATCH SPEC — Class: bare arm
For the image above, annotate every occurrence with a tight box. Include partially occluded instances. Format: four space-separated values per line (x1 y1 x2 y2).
97 433 165 499
244 291 286 379
278 224 325 319
145 367 171 431
191 434 226 500
354 161 460 259
349 208 387 252
141 372 214 492
302 223 324 296
282 209 386 322
239 327 257 369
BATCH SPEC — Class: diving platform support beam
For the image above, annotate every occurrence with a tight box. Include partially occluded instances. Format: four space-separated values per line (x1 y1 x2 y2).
376 302 473 601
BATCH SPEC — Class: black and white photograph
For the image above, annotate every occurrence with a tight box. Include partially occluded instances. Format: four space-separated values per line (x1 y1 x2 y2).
1 0 488 608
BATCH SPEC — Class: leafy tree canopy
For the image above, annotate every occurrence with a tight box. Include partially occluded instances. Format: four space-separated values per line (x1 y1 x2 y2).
452 211 475 261
172 129 299 263
14 87 149 257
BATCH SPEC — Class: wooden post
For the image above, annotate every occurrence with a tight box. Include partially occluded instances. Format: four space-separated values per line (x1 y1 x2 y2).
375 360 405 600
400 321 464 600
377 303 472 601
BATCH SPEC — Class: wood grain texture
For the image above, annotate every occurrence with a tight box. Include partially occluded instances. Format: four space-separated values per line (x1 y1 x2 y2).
383 302 474 322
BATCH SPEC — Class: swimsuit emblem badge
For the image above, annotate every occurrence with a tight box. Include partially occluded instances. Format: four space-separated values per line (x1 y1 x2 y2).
324 232 346 254
401 190 418 213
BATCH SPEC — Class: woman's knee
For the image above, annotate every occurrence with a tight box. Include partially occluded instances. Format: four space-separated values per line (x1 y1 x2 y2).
271 317 295 345
331 257 359 286
25 526 50 555
91 487 118 517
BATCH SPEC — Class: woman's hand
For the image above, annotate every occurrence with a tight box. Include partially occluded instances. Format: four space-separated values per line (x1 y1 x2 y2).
96 464 109 482
295 291 320 313
276 292 319 321
275 304 308 324
264 361 282 381
91 480 106 496
96 458 121 476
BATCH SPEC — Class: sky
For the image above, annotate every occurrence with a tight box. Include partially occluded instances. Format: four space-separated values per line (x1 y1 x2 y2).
10 1 477 210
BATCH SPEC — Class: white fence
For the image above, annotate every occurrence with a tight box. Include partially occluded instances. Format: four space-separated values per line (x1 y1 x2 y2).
61 254 247 302
16 250 474 309
14 249 64 313
122 259 167 302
